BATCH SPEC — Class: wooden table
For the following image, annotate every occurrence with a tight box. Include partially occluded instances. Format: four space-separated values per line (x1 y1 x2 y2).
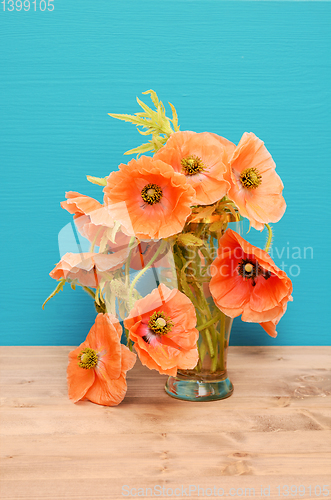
1 346 330 500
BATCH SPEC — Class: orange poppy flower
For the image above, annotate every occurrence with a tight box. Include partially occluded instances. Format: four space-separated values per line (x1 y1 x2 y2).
103 156 195 240
124 284 199 376
209 229 293 337
226 133 286 230
67 313 136 406
49 251 129 288
154 131 230 205
61 192 116 246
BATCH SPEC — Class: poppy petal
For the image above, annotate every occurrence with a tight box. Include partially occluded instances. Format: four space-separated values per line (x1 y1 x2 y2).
67 362 95 403
85 373 128 406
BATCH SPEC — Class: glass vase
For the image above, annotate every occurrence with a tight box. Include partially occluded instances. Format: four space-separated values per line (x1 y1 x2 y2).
165 209 241 402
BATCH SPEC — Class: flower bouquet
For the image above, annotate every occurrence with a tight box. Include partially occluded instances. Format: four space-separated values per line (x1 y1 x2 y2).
43 90 293 404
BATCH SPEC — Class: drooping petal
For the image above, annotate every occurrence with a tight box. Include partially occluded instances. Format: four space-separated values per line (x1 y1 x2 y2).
67 314 135 407
210 274 251 311
85 373 128 406
61 192 103 217
67 349 96 403
49 250 129 288
120 345 137 373
125 284 199 376
176 348 199 371
86 314 122 380
259 320 278 338
210 229 292 335
250 276 292 313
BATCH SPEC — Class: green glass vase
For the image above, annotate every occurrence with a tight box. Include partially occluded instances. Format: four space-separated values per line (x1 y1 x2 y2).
165 209 241 402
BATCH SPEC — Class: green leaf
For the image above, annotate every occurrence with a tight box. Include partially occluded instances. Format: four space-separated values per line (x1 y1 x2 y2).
169 102 179 131
177 233 204 247
209 220 224 233
86 175 108 186
109 220 122 244
107 113 148 127
124 142 154 157
98 229 111 253
179 260 198 306
190 205 216 222
137 127 154 136
42 279 66 310
142 89 160 108
136 97 157 120
109 90 180 156
173 250 184 272
157 104 163 125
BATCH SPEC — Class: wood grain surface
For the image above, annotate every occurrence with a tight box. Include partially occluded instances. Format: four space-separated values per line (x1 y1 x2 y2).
0 346 330 500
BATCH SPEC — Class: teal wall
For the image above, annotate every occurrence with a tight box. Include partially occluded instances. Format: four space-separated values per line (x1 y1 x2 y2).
1 1 330 346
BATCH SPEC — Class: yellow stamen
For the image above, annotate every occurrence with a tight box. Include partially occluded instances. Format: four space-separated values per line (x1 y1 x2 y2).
181 155 205 176
240 167 262 189
78 347 98 369
141 183 163 205
148 311 173 335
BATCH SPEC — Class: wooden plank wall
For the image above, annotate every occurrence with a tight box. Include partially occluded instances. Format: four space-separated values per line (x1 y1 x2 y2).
1 1 330 346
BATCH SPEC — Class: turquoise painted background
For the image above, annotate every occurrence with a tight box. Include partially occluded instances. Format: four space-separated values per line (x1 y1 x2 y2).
1 1 330 346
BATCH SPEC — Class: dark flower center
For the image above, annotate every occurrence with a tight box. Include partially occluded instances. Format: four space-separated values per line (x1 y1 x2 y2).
148 311 173 336
240 167 262 189
141 183 163 205
181 155 205 176
78 347 98 369
238 259 271 286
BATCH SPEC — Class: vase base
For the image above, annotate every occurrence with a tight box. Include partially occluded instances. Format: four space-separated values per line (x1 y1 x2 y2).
165 375 234 402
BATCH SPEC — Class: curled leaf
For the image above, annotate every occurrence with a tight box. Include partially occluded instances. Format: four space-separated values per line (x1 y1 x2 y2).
209 220 224 233
42 279 66 310
169 102 180 132
86 175 108 186
190 205 216 222
177 233 204 247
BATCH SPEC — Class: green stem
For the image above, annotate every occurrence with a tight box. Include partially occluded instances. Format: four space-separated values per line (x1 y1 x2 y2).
195 342 202 372
204 328 215 358
194 222 205 239
191 246 219 359
110 286 116 315
81 286 96 300
217 313 226 372
200 245 213 267
125 237 137 287
198 339 207 366
197 310 223 332
129 239 167 308
210 235 216 260
124 327 133 351
211 342 219 372
264 223 273 253
194 303 214 361
89 226 104 253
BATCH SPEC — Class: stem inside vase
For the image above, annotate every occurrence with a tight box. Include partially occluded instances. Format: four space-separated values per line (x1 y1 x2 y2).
165 210 241 401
